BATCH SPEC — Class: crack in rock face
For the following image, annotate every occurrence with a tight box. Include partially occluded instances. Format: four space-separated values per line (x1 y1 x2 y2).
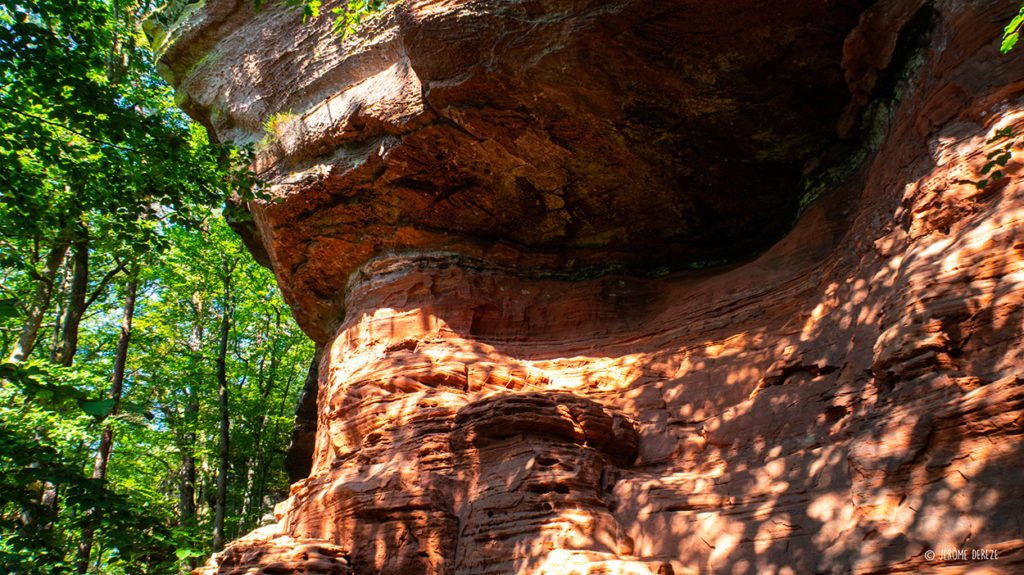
160 0 1024 573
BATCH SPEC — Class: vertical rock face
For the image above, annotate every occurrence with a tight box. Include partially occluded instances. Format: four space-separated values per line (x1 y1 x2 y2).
157 0 1024 572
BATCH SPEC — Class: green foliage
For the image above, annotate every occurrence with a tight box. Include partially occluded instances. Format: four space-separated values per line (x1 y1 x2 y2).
0 2 313 572
974 127 1019 190
258 110 295 152
2 361 113 418
1002 3 1024 53
0 365 179 574
0 221 312 573
291 0 322 21
331 0 388 39
275 0 389 39
0 0 264 255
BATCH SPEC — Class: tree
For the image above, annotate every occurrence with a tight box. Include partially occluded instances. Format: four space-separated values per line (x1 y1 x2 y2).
1 0 261 368
75 266 138 573
1 2 311 572
211 254 235 553
2 219 314 573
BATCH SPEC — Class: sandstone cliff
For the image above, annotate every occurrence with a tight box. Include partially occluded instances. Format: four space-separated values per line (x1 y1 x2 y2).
154 0 1024 572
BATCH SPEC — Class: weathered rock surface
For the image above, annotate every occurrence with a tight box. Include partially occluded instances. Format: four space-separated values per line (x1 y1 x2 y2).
154 0 878 342
198 525 352 574
158 0 1024 572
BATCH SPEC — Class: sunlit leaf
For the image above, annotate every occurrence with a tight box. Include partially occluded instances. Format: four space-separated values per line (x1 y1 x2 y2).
81 397 116 418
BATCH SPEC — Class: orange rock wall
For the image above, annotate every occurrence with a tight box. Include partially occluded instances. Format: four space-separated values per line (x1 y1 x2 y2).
174 0 1024 573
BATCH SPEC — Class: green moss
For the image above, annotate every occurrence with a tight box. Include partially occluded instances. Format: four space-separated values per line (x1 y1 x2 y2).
257 110 298 152
142 0 205 61
183 48 220 80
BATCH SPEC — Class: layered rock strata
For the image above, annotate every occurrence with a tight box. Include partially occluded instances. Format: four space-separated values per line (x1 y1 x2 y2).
155 0 1024 573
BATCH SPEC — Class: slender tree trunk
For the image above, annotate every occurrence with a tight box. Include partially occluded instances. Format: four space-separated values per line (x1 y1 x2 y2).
178 294 203 569
11 239 72 535
49 252 72 361
75 270 138 574
94 271 137 476
195 460 207 519
179 390 198 523
242 416 265 529
179 390 198 567
7 239 69 363
244 317 281 528
179 293 203 524
212 257 234 552
53 231 89 366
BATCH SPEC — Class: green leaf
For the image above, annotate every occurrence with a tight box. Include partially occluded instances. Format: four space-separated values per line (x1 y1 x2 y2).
0 298 19 319
306 0 322 19
175 548 204 560
118 401 155 419
1000 32 1017 53
81 398 116 418
1002 11 1024 53
988 127 1016 144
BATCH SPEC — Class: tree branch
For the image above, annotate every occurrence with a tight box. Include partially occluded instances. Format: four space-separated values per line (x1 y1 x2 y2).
0 102 132 152
83 261 128 310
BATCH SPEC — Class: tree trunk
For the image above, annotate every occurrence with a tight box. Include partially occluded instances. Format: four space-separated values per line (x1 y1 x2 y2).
244 314 281 529
178 294 203 568
53 230 89 366
11 238 72 537
75 269 138 574
49 251 72 362
7 239 70 363
179 390 197 520
212 257 235 552
179 390 198 525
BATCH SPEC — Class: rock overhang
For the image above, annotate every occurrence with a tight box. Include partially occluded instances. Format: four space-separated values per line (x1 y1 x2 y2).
154 0 877 342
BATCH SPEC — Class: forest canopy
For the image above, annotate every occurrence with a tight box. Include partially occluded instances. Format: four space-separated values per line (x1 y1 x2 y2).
1 1 313 573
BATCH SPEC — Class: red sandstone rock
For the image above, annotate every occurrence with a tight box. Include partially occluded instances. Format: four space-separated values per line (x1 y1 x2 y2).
163 0 1024 573
151 0 874 343
200 526 351 574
